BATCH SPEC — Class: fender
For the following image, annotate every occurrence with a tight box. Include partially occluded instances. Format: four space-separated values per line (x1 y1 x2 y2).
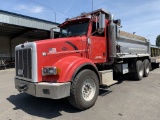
53 56 100 83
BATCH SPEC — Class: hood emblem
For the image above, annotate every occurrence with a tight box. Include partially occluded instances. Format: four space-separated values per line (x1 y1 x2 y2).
49 48 57 53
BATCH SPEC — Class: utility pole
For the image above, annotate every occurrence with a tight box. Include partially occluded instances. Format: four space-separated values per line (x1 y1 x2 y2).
54 12 56 22
92 0 93 11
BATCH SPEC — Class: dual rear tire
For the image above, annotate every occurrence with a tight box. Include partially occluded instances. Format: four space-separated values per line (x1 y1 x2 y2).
132 59 150 80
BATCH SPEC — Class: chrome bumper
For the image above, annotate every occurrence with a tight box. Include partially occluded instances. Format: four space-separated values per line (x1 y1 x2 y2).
15 78 71 99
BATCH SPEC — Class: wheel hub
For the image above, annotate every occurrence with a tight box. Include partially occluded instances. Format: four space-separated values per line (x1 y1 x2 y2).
139 69 143 77
83 84 92 97
82 79 96 101
139 64 144 77
146 66 149 73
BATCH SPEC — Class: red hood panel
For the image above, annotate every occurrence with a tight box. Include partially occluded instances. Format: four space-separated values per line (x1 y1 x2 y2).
35 36 86 82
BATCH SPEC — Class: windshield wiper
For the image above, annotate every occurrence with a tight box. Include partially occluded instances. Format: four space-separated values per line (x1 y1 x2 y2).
67 33 86 37
67 34 80 37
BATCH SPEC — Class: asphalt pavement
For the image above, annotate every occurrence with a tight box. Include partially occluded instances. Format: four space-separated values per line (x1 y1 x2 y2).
0 68 160 120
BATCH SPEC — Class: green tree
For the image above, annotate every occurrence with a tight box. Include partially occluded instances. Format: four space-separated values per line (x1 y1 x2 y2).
156 35 160 46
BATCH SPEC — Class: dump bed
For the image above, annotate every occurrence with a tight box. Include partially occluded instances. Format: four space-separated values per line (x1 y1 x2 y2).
150 45 160 63
115 30 150 58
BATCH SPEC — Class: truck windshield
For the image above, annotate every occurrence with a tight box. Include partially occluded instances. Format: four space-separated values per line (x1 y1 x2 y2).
59 21 89 38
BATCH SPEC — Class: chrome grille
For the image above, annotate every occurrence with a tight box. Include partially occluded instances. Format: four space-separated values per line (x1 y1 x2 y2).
16 49 32 79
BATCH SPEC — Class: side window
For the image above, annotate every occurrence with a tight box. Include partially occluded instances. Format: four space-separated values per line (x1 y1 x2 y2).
92 22 104 37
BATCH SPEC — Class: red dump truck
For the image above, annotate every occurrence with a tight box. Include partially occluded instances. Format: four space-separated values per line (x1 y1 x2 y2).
14 9 160 110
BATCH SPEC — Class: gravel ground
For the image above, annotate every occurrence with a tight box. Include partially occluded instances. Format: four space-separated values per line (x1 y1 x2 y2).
0 68 160 120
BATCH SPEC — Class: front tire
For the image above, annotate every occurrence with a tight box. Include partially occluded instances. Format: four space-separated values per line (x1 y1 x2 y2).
68 69 99 110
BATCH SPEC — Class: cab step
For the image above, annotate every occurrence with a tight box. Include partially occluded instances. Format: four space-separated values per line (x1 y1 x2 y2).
99 70 118 86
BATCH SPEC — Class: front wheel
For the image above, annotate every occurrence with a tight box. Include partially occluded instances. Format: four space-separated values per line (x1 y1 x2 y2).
68 69 99 110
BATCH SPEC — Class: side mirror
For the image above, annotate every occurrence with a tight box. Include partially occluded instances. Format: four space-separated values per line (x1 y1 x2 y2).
98 13 105 34
113 19 121 26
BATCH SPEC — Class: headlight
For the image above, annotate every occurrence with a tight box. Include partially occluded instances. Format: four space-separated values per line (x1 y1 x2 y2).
42 67 60 76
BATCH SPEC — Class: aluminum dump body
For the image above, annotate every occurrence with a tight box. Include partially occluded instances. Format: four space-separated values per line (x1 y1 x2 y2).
115 30 150 58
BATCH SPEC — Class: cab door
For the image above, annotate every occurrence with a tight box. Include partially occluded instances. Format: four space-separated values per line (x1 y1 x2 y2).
90 21 107 63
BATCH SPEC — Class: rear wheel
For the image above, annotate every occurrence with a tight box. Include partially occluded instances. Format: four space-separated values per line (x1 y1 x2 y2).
132 60 144 80
68 69 99 110
143 59 150 77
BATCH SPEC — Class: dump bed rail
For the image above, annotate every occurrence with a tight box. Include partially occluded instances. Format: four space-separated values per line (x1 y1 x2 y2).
119 31 146 41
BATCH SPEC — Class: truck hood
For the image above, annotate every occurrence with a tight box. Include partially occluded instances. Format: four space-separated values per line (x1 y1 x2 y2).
35 36 86 53
35 36 87 82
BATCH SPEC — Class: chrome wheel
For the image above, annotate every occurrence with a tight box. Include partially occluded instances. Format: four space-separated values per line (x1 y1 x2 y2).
139 63 144 77
146 67 149 74
82 78 96 101
139 69 143 77
143 59 150 77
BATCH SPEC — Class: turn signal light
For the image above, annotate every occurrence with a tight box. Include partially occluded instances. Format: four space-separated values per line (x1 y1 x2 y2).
42 67 61 76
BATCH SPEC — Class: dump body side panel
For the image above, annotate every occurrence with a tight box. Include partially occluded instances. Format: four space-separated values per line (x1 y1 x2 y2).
115 29 150 58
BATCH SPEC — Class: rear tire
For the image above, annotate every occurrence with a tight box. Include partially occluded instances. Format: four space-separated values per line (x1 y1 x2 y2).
132 60 144 80
68 69 99 110
143 59 150 77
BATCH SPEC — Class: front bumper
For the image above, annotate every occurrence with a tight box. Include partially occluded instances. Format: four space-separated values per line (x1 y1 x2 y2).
15 78 71 99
